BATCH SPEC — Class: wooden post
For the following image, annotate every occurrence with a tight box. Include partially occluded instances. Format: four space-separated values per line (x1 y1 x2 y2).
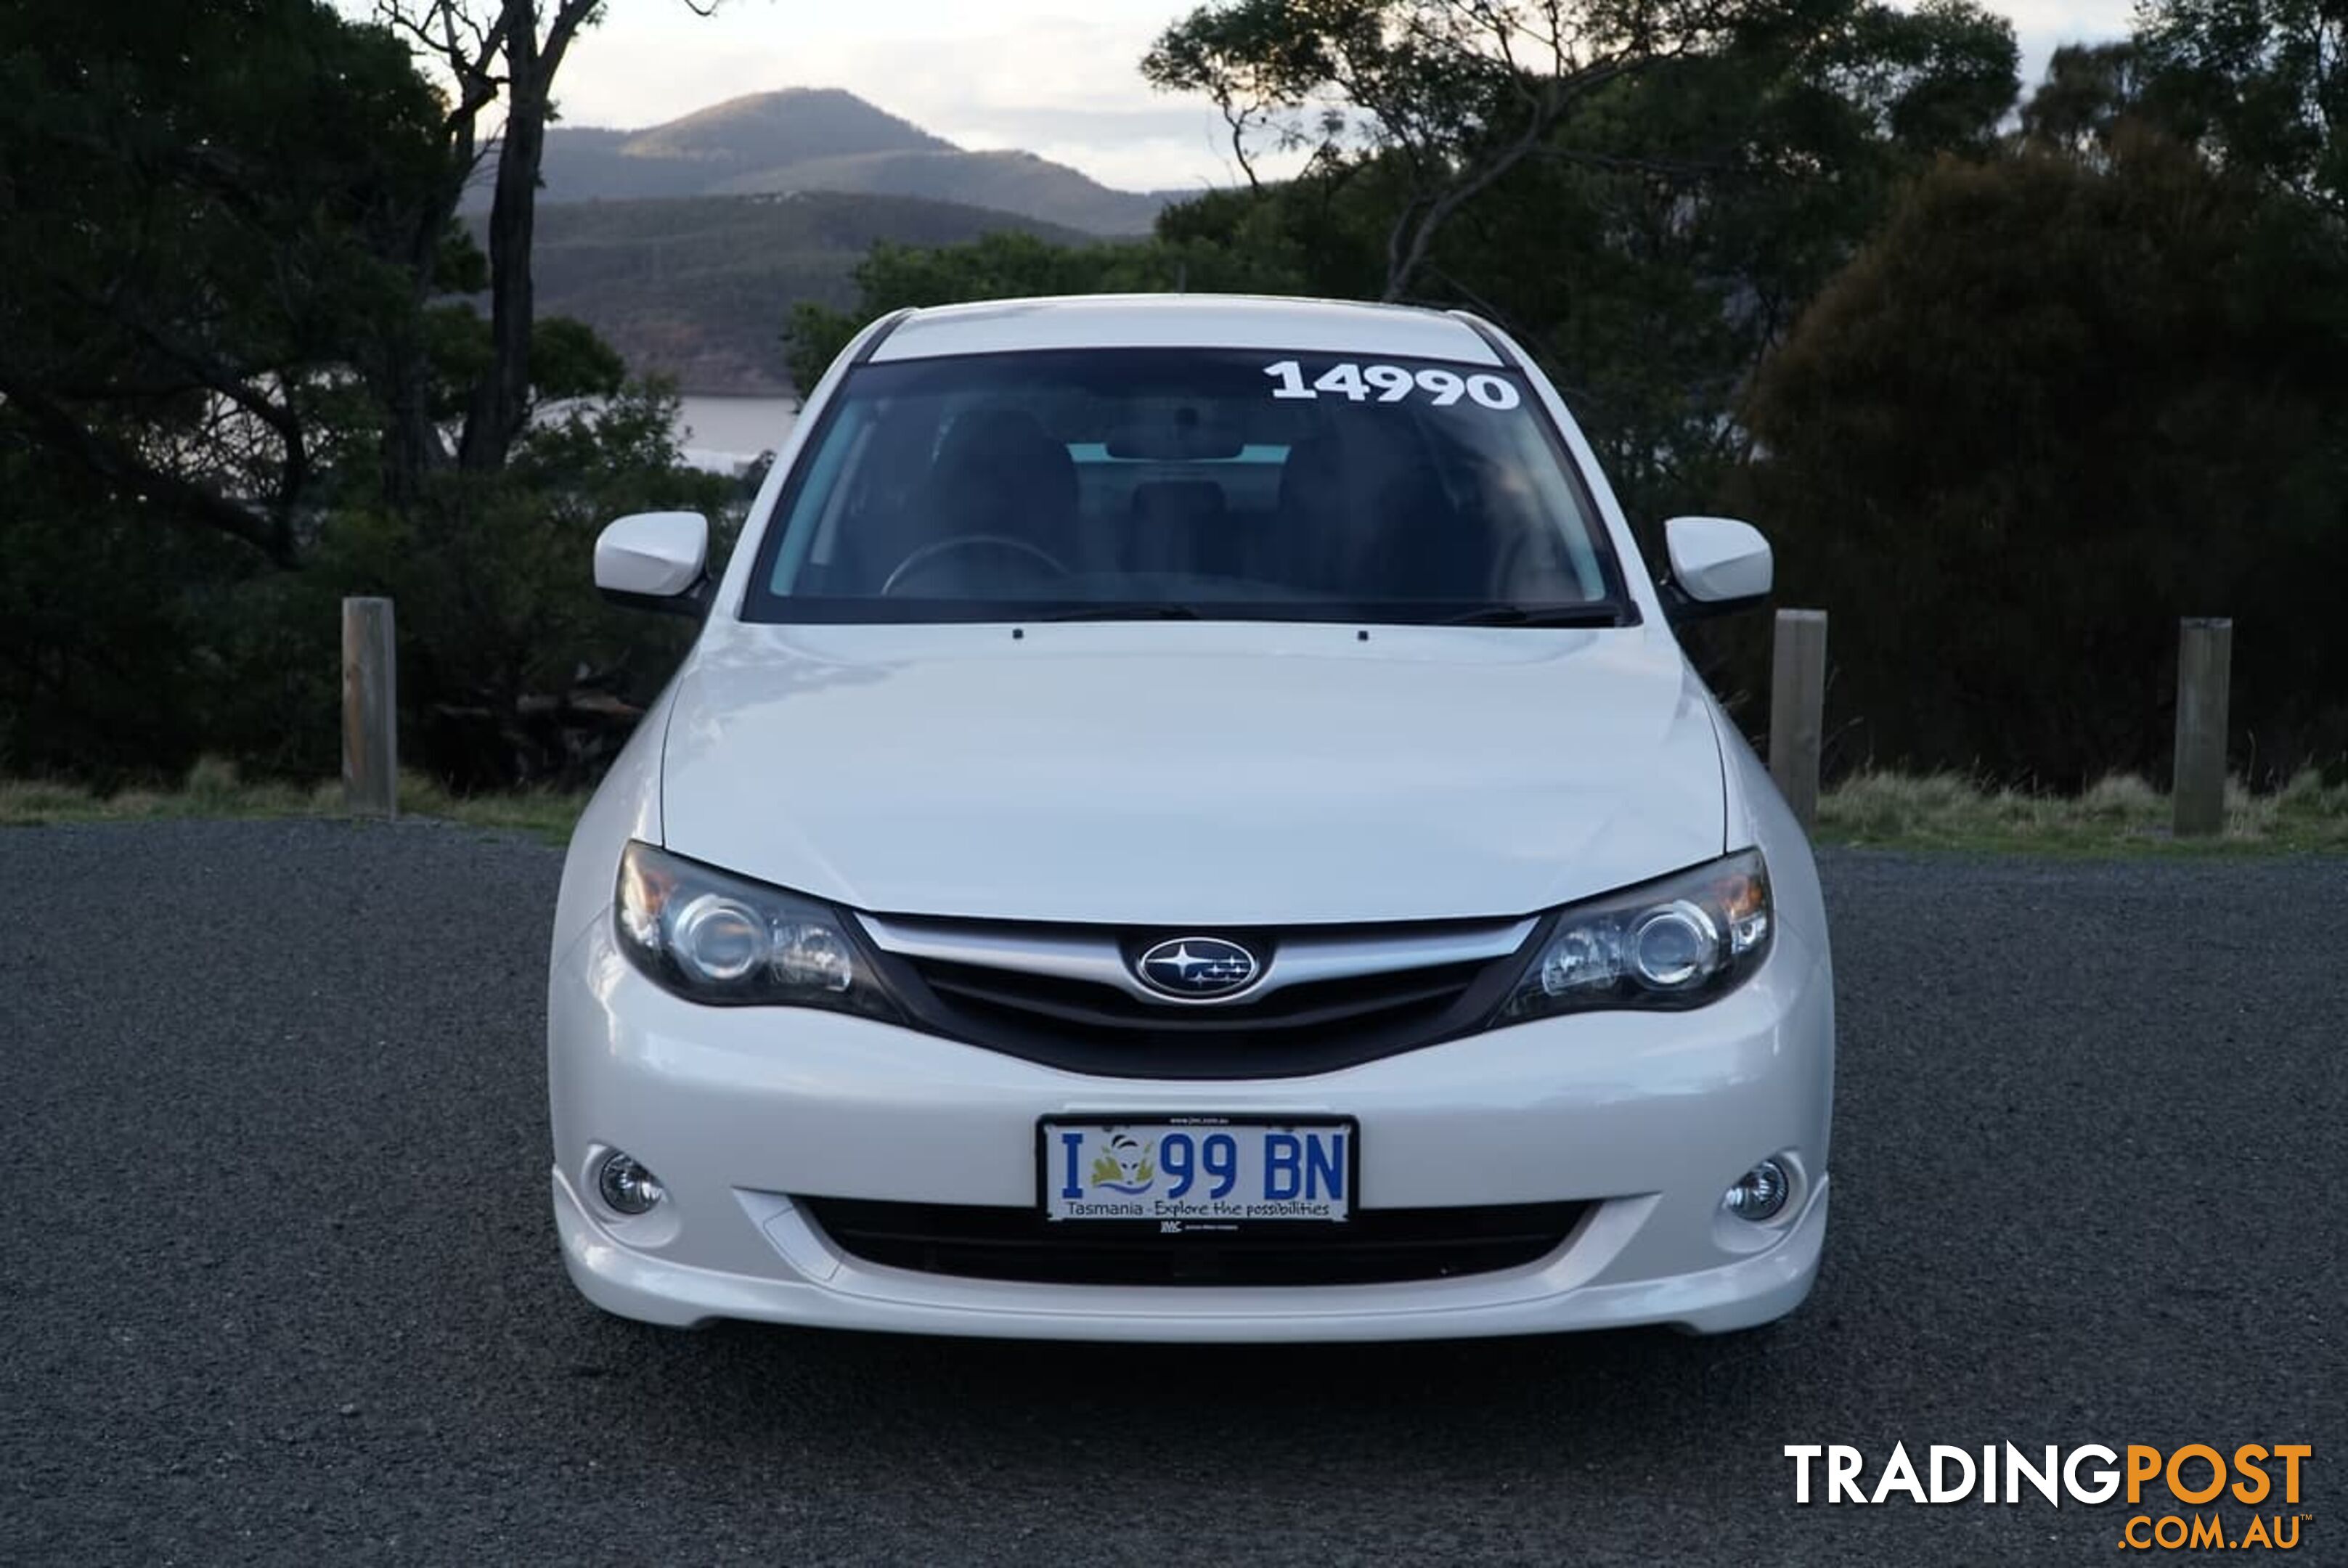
1769 608 1827 830
2172 617 2232 838
342 597 397 819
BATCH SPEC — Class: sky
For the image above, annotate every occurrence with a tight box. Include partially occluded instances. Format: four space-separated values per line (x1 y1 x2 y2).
523 0 2140 193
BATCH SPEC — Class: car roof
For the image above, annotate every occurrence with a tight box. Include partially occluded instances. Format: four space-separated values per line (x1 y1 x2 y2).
871 293 1506 367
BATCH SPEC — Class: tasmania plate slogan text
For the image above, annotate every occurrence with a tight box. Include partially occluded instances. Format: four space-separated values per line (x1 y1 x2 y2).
1043 1119 1351 1223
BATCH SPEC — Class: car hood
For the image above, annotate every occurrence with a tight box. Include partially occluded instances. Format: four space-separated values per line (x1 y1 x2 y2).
658 621 1726 925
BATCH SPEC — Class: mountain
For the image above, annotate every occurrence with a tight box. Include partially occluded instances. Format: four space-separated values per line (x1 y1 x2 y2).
502 191 1095 396
621 88 951 167
486 87 1178 237
710 147 1168 235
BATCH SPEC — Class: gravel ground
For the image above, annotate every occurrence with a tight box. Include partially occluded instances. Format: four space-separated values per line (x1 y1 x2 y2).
1 820 2339 1565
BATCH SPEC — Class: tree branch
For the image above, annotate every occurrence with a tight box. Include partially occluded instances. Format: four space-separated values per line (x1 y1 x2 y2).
0 382 299 567
46 277 307 451
1228 107 1263 189
540 0 604 84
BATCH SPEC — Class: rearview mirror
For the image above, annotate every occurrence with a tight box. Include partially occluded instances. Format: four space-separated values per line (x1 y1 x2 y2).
595 510 710 617
1104 418 1246 461
1660 515 1772 621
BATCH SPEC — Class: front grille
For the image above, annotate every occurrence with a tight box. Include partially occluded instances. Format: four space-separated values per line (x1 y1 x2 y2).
800 1197 1589 1286
855 916 1546 1078
922 955 1475 1040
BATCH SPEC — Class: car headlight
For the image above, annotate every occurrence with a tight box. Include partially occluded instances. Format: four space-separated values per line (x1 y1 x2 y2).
614 841 902 1016
1494 849 1772 1023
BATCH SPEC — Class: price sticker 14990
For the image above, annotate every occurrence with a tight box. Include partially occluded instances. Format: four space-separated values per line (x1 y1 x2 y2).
1263 359 1522 410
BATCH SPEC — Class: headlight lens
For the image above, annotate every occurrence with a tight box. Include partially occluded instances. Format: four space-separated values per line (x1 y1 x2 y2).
614 841 901 1016
1496 849 1772 1022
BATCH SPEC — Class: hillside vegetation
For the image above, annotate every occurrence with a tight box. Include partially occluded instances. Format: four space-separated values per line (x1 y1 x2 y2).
712 147 1172 234
492 192 1093 393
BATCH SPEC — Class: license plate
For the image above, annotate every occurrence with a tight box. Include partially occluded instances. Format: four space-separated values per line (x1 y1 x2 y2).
1039 1117 1354 1224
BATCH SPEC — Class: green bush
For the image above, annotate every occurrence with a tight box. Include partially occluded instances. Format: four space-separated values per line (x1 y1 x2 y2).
1739 136 2348 786
0 383 745 791
316 382 741 788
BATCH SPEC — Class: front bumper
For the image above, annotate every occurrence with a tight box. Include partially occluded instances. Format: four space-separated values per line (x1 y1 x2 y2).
547 914 1834 1342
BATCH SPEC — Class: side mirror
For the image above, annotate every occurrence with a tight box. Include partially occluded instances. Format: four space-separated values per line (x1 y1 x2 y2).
595 510 711 617
1660 515 1772 621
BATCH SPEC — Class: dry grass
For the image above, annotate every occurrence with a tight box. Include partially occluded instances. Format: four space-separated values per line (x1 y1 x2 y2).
1815 769 2348 854
5 761 2345 856
0 761 585 844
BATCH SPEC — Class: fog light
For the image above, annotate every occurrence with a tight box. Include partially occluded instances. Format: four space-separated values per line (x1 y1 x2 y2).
1723 1159 1790 1222
596 1151 664 1215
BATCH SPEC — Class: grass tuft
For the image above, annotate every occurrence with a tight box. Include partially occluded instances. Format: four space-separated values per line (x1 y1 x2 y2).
1814 767 2348 854
397 770 584 841
2079 773 2159 816
182 755 244 807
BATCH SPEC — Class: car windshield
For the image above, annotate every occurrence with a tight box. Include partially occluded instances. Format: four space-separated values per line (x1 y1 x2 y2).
743 346 1628 624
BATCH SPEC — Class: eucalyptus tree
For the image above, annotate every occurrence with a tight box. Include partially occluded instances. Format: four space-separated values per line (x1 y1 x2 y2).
0 0 446 564
1140 0 1928 301
2137 0 2347 211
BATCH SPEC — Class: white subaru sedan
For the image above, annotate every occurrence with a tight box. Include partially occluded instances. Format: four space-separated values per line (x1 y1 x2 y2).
549 294 1833 1342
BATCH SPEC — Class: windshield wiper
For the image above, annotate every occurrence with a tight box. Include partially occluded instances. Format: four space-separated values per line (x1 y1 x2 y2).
1028 603 1206 621
1432 603 1626 627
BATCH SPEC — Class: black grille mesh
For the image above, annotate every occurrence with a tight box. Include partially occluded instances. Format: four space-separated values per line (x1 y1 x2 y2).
859 919 1546 1079
801 1197 1588 1286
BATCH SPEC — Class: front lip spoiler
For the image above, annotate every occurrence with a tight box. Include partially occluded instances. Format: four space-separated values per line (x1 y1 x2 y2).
553 1169 1830 1340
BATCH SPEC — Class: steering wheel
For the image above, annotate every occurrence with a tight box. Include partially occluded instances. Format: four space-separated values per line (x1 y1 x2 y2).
881 534 1071 597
